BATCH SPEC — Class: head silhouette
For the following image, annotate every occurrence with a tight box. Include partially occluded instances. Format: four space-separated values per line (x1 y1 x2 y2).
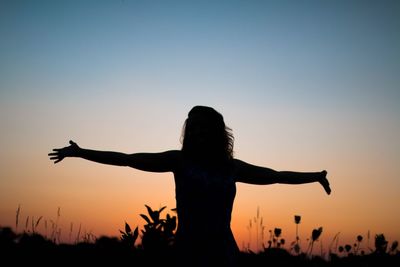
181 106 234 164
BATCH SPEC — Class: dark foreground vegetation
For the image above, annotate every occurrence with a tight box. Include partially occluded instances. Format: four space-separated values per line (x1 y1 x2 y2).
1 227 399 267
2 205 399 266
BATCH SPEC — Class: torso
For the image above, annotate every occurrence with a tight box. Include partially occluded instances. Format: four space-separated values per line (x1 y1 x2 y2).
173 156 239 264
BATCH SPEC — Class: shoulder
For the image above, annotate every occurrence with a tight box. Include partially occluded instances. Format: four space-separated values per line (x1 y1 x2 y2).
231 158 261 182
232 158 247 171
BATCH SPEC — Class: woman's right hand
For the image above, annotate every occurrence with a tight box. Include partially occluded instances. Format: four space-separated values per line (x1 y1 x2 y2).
48 140 80 164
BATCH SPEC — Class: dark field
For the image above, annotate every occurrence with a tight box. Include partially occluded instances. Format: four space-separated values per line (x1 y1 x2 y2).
1 226 399 267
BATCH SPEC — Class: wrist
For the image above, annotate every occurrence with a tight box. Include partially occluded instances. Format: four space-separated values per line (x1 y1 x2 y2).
72 147 82 157
318 170 326 181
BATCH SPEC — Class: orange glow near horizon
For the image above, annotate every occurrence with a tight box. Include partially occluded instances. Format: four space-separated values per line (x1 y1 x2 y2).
1 156 399 252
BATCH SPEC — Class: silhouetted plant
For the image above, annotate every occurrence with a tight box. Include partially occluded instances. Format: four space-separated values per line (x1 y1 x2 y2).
120 222 139 249
140 204 176 252
375 234 388 254
254 206 264 251
291 215 302 254
389 240 398 255
76 223 82 243
329 232 340 255
81 231 96 243
44 219 48 238
25 216 29 232
354 235 363 255
246 219 252 251
273 228 283 248
31 216 43 234
367 230 371 251
307 227 323 256
265 227 285 250
246 206 265 252
291 241 301 255
344 244 352 255
48 207 61 243
69 222 73 243
15 204 21 233
294 215 301 224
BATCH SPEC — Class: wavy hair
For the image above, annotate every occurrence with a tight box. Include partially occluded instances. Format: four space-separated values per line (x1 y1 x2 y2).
181 106 234 163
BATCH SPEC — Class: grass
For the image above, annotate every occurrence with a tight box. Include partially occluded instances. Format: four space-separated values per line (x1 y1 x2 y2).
2 204 398 266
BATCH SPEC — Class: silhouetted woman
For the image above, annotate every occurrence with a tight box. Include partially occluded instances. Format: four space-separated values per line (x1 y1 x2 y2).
49 105 331 267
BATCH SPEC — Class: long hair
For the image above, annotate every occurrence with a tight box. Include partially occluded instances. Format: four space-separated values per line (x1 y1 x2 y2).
181 106 234 164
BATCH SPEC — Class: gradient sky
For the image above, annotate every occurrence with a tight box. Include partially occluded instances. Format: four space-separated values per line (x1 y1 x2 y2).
1 0 399 251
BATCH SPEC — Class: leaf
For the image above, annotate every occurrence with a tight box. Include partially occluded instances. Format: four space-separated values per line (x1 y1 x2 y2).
159 206 166 214
150 211 160 223
132 227 139 244
145 205 154 218
125 222 131 233
140 214 151 225
36 216 43 228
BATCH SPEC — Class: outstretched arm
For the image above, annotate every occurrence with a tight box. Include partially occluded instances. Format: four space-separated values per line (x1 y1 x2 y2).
234 159 331 195
48 140 180 172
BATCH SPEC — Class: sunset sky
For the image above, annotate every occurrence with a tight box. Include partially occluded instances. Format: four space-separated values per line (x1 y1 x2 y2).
1 0 399 251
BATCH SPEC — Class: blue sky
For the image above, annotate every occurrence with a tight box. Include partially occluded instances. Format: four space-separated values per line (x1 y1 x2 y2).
2 0 399 105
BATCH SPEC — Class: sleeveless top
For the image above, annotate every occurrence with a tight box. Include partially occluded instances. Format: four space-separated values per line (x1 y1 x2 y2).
173 159 239 266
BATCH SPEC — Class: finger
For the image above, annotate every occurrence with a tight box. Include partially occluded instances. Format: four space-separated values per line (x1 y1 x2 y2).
69 140 76 145
50 156 59 160
54 158 62 164
48 152 58 156
53 148 61 152
325 185 331 195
